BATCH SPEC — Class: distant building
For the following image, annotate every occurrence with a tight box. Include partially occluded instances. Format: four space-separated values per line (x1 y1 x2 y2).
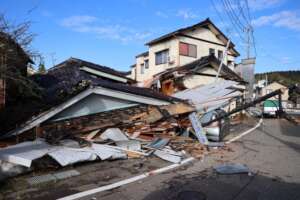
261 82 289 108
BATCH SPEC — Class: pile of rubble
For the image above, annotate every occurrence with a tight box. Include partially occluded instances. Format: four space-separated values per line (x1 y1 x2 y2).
0 103 219 181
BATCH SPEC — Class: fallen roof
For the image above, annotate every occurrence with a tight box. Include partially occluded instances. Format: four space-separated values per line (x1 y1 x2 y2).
156 55 246 83
0 57 182 137
173 80 243 112
145 18 239 57
48 57 135 83
1 80 182 138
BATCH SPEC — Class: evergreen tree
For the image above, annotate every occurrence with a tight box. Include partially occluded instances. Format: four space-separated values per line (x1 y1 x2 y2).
38 61 46 74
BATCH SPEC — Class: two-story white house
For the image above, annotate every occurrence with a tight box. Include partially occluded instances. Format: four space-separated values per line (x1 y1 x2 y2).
129 18 240 85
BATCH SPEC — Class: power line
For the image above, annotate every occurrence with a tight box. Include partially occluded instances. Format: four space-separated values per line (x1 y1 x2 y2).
235 0 251 25
211 0 229 31
218 0 246 42
244 0 252 22
224 0 248 30
210 0 257 58
243 0 257 57
221 0 245 32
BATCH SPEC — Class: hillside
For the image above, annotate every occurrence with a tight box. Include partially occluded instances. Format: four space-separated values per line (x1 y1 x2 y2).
255 70 300 86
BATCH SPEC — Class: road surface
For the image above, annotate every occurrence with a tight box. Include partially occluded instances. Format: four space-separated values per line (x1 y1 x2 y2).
82 119 300 200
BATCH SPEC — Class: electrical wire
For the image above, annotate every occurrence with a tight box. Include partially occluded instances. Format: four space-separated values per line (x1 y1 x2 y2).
217 0 246 42
225 0 248 30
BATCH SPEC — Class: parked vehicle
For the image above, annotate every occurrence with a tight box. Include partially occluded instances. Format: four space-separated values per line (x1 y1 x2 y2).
200 109 230 142
263 100 279 116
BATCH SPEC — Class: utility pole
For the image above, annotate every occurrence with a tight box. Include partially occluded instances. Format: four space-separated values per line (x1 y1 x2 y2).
215 39 231 82
245 25 252 59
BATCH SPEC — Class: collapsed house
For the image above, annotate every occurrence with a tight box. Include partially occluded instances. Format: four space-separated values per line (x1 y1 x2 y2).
0 19 254 182
1 57 182 139
149 55 246 113
0 57 195 180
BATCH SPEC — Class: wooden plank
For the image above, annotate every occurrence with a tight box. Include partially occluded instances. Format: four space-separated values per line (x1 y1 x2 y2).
188 112 208 145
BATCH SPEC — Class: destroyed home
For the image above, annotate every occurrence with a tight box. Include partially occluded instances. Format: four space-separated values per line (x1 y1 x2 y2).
0 1 300 200
1 57 182 138
150 54 245 94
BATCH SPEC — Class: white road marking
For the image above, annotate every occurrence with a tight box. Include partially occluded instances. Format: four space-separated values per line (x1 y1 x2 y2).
57 157 195 200
225 118 263 144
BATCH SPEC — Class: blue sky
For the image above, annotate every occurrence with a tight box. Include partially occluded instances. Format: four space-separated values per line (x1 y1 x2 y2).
0 0 299 73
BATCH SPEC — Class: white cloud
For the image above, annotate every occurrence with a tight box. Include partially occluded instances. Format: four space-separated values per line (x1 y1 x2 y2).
155 11 168 18
280 56 292 64
61 15 97 28
248 0 284 11
60 15 153 43
252 11 300 31
176 9 199 20
41 10 53 17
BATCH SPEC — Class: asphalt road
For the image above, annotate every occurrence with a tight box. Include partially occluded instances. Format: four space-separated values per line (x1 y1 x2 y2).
84 119 300 200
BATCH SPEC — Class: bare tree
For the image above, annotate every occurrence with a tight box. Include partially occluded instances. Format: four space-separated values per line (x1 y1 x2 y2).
0 13 42 99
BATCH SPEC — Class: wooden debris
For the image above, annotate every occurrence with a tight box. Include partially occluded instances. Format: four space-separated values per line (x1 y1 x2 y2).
140 103 195 123
85 129 100 141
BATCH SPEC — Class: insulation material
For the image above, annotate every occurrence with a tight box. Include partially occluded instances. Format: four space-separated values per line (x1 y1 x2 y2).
154 147 184 163
92 144 127 160
100 128 129 141
115 140 141 151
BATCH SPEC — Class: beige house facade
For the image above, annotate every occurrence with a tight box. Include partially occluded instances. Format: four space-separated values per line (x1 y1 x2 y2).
261 82 289 102
130 18 239 85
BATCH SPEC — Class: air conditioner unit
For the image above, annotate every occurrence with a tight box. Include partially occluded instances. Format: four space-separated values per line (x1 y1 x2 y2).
168 56 175 65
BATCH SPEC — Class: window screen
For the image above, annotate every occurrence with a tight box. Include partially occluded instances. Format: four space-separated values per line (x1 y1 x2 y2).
179 42 197 57
155 49 169 65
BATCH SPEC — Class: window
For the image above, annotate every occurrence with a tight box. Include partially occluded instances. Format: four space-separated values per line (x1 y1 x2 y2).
218 50 223 60
209 48 215 56
179 42 197 57
134 68 137 79
140 63 144 74
155 49 169 65
144 59 149 69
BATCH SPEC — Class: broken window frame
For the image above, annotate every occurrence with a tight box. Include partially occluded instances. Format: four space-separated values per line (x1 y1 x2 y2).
179 42 197 58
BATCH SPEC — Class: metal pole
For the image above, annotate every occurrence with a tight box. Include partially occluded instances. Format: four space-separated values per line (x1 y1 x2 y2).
215 39 231 82
245 25 252 59
202 88 284 127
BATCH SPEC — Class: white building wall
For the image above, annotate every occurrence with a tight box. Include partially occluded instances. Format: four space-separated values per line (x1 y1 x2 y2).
182 67 225 89
261 82 289 101
133 27 237 83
